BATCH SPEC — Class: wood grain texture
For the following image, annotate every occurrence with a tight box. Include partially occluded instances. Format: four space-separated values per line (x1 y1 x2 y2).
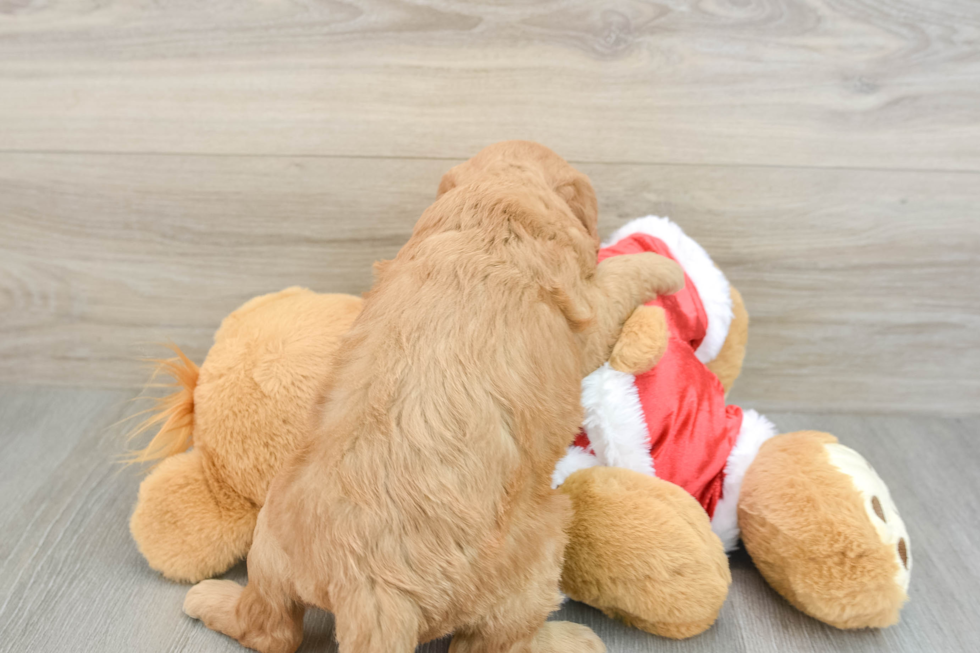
1 153 977 414
0 0 979 170
1 0 978 413
1 388 978 652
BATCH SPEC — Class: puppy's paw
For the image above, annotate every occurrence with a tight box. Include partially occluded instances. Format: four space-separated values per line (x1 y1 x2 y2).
183 579 242 622
533 621 605 653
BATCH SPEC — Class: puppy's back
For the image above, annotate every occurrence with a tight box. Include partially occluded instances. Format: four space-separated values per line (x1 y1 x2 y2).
299 181 586 626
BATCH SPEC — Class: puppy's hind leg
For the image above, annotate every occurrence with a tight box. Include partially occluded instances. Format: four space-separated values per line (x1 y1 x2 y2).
528 622 605 653
333 581 421 653
450 505 604 653
183 579 245 639
452 621 604 653
184 579 304 653
184 514 304 653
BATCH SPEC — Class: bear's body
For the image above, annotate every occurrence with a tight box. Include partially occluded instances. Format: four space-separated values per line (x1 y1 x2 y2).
554 220 776 549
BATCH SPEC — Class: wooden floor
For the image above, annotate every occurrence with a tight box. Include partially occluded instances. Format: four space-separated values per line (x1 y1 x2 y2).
0 386 977 653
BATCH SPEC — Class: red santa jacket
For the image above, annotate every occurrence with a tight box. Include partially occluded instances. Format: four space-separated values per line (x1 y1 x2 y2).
552 217 776 550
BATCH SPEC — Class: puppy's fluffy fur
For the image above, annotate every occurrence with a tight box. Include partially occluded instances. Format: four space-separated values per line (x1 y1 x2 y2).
183 141 683 653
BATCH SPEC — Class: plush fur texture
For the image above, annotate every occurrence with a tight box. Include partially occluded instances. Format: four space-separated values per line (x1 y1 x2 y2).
705 285 748 396
738 431 909 628
579 363 655 479
129 288 363 583
551 446 599 489
609 305 669 375
823 443 911 591
182 142 683 653
559 467 731 639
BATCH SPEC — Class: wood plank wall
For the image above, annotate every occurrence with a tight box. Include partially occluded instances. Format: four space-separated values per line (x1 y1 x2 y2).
1 1 978 414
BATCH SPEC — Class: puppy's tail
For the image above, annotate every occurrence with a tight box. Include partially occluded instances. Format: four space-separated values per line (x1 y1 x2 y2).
334 582 421 653
122 343 199 466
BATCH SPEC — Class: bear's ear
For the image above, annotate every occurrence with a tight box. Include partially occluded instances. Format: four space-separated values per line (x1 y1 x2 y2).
557 174 598 242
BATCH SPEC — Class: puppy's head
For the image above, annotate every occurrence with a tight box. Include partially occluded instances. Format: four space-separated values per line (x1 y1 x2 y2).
437 141 598 242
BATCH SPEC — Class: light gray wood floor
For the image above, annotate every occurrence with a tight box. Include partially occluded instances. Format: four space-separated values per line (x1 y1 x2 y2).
1 386 977 653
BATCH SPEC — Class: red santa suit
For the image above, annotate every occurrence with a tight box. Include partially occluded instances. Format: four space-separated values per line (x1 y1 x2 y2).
552 217 777 551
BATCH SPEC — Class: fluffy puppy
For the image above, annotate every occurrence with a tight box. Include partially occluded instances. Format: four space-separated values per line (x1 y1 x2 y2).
183 141 684 653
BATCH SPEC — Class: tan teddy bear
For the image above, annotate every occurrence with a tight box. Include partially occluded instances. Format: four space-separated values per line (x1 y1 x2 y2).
127 287 361 583
552 217 910 636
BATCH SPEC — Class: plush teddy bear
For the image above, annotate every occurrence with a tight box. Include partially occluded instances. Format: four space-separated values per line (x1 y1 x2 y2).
127 287 362 583
552 217 911 637
127 219 911 639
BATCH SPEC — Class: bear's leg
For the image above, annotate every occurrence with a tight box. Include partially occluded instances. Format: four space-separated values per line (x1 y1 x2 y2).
184 509 305 653
130 449 258 583
558 467 730 639
738 431 910 629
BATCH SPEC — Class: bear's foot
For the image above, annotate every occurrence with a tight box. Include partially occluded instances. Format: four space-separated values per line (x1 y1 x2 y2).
738 431 910 629
559 466 730 639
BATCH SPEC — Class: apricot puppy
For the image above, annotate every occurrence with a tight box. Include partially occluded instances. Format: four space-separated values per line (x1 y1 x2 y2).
183 141 683 653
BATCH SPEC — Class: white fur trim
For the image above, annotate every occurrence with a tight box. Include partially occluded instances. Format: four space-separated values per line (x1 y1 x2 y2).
606 216 733 364
552 446 599 489
580 363 655 477
710 409 779 551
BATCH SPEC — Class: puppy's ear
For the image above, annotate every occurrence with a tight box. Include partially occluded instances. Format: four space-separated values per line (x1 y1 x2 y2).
437 169 457 198
557 174 599 241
